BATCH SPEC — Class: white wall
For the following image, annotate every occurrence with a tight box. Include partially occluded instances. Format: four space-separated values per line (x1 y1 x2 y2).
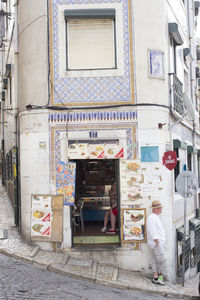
134 0 168 106
18 0 48 109
19 110 50 239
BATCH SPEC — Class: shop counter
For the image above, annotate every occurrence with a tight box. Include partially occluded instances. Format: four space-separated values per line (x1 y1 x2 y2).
82 197 110 221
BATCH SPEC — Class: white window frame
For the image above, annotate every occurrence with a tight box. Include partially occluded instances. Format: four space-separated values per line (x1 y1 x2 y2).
65 9 116 71
58 3 124 78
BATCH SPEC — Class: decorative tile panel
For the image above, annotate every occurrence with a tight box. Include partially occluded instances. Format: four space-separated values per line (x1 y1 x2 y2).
49 0 135 106
50 123 137 189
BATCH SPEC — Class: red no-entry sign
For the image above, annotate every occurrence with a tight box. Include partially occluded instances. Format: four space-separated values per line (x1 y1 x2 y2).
162 151 177 170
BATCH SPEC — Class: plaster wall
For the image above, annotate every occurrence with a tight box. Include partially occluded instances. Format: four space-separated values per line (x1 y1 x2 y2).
18 0 48 109
19 111 50 239
137 106 174 280
134 0 168 106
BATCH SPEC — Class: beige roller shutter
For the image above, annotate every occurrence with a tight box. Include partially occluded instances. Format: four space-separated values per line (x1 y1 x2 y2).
67 18 115 70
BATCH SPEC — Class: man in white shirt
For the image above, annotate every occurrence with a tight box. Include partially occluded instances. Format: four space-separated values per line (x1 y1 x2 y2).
147 200 166 285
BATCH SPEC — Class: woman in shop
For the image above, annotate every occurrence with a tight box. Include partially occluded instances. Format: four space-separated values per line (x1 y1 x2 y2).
101 182 118 235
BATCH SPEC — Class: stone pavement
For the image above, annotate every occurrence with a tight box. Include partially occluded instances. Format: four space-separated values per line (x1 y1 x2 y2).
0 183 199 299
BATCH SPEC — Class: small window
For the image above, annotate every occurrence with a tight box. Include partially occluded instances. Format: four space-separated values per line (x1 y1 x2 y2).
187 152 192 171
9 77 12 105
197 152 200 185
174 147 180 191
65 9 116 70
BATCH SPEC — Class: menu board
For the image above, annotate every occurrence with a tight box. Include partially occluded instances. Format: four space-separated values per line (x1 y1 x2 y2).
140 163 163 199
31 195 63 242
31 195 52 237
120 160 163 204
56 162 76 205
121 208 146 242
68 143 124 159
120 160 143 205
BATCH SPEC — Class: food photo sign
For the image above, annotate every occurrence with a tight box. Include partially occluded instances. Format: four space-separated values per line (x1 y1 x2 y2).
68 142 124 159
31 194 64 242
31 195 52 238
121 208 146 242
120 160 143 205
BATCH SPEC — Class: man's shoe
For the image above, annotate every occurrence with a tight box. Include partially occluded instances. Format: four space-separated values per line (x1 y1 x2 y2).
152 277 165 285
158 275 165 285
152 278 159 284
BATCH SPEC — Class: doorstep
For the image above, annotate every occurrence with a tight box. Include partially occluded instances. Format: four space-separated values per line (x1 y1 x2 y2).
73 235 120 244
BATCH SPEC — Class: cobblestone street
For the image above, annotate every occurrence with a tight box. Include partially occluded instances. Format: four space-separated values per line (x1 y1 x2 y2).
0 253 183 300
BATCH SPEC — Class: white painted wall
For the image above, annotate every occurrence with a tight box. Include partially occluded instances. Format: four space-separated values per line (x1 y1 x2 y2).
18 0 48 109
19 111 50 240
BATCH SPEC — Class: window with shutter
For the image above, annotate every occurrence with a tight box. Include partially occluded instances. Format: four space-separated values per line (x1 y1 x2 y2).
65 9 116 71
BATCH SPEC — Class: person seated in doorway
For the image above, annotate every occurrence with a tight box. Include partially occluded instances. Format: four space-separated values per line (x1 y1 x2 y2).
101 182 118 235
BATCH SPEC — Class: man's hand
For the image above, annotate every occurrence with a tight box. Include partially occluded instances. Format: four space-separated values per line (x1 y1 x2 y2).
154 239 159 246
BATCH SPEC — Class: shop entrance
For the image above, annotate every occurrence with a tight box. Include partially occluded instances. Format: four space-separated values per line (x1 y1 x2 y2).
71 159 120 246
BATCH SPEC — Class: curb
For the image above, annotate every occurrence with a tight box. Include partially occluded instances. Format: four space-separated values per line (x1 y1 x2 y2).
0 246 198 300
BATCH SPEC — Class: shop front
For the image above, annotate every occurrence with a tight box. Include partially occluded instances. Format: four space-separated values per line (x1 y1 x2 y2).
71 158 120 246
49 111 138 250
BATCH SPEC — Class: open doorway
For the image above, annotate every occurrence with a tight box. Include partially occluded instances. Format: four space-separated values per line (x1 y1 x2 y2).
71 159 120 246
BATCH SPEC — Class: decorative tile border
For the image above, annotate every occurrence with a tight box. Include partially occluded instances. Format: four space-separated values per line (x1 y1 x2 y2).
50 123 137 185
49 0 135 106
49 110 137 123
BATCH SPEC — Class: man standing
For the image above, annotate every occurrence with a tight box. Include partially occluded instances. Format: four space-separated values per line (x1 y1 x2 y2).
147 200 166 285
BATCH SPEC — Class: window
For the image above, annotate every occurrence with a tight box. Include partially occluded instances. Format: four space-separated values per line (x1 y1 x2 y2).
187 152 192 171
169 36 177 74
174 147 180 191
184 70 189 95
9 77 12 105
198 151 200 185
65 9 116 70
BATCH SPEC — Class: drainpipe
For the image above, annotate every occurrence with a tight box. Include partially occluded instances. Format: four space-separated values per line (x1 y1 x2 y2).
13 0 20 227
187 0 198 211
1 61 5 184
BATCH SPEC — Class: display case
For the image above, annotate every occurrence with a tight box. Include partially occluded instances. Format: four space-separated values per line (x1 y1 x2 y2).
81 185 111 221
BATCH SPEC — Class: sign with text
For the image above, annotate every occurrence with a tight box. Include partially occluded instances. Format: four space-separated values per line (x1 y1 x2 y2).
162 151 177 170
121 208 146 242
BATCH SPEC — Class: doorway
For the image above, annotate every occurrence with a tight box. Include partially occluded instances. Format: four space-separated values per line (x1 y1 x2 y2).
71 159 120 246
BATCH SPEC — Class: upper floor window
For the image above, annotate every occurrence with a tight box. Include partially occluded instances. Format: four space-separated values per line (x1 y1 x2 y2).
64 9 116 71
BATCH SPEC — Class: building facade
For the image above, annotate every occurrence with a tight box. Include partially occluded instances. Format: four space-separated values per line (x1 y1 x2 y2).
0 0 200 283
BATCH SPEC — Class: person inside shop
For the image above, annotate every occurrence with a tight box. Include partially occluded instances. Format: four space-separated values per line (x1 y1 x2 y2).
147 200 166 286
101 182 118 235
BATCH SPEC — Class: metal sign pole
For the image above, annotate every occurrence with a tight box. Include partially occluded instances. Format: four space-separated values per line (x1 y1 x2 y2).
182 174 188 287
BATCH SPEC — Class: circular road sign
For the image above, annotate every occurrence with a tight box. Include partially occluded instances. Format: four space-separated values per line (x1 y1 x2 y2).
176 171 198 197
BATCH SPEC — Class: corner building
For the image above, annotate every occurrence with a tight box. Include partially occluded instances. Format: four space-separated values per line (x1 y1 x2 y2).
0 0 200 284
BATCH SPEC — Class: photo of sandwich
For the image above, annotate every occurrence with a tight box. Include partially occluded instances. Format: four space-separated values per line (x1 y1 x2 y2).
33 211 44 218
91 151 98 157
32 224 43 232
107 149 114 155
128 193 142 201
130 213 144 222
96 146 103 151
130 226 142 236
127 162 140 172
69 144 76 149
